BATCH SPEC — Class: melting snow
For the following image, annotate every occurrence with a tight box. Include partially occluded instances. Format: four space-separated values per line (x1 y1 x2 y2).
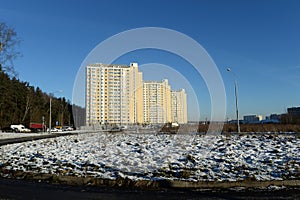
0 132 299 182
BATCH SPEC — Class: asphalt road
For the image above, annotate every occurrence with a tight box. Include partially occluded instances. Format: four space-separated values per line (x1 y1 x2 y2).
0 177 299 200
0 131 83 146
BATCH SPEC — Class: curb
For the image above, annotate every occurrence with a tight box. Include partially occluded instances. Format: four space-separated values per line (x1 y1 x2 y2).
1 170 299 190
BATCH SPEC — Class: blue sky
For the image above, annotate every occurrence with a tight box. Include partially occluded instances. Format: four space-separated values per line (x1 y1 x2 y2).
0 0 299 121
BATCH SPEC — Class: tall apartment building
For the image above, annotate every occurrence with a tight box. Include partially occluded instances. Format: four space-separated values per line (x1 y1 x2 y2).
171 89 188 124
143 79 171 124
86 63 143 126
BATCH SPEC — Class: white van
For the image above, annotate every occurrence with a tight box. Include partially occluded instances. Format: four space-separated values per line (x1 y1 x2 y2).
10 124 31 133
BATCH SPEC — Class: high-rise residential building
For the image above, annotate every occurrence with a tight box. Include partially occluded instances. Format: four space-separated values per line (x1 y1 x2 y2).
143 79 171 124
86 62 188 127
86 63 143 126
171 89 188 124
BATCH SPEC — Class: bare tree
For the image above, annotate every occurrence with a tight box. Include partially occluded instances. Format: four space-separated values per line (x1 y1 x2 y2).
21 86 33 123
0 22 21 77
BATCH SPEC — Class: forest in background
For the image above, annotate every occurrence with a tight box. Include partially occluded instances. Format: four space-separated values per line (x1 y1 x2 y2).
0 67 85 129
0 22 85 129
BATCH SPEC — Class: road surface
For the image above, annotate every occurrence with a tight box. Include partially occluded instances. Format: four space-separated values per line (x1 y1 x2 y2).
0 177 299 200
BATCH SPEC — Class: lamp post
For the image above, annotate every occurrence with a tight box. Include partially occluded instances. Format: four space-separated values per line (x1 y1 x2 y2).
227 68 240 133
49 90 62 133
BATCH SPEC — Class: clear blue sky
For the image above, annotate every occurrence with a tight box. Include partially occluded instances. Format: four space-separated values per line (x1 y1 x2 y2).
1 0 299 121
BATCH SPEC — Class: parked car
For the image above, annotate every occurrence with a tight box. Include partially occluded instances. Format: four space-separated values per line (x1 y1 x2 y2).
46 128 59 132
109 126 123 133
66 126 74 131
62 126 74 131
1 126 15 133
120 125 128 130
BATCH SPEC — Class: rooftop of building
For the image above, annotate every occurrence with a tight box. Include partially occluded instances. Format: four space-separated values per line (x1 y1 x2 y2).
87 63 132 68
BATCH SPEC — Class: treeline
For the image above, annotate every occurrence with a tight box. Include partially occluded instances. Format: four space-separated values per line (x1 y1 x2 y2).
0 68 85 129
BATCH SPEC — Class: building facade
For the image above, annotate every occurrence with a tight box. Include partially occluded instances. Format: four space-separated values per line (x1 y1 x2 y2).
86 63 143 126
86 63 188 126
171 89 188 124
143 79 171 124
287 107 300 117
243 115 263 124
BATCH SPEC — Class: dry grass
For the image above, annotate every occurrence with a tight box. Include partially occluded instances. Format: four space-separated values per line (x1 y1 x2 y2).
197 124 300 133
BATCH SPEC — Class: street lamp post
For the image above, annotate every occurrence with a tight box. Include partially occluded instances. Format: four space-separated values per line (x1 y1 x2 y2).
49 90 62 134
227 68 240 133
49 96 52 133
